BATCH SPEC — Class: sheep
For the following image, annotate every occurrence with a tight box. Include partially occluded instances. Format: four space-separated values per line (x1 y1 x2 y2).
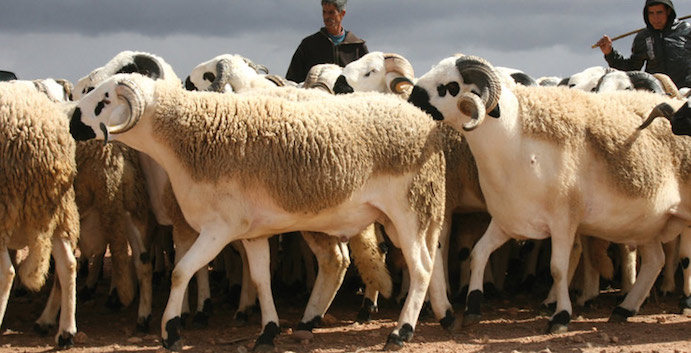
302 63 342 93
184 53 294 93
185 57 394 330
558 65 607 91
332 51 416 98
409 54 689 333
0 81 80 348
69 73 447 350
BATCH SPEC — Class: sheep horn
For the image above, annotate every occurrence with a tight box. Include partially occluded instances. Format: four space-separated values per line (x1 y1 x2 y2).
457 92 486 131
110 78 145 135
384 53 415 94
242 57 269 74
305 80 335 94
208 58 232 92
627 71 664 94
638 103 675 130
455 55 502 116
652 73 682 99
264 74 287 87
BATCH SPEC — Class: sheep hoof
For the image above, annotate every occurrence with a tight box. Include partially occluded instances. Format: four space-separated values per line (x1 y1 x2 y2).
136 315 152 333
609 306 634 323
356 298 376 323
253 321 280 351
439 309 457 332
383 335 404 351
547 310 570 334
163 317 183 351
105 290 122 310
57 332 74 349
191 311 209 329
33 323 53 336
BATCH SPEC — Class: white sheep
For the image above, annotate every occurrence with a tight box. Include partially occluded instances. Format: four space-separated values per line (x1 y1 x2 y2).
332 51 416 98
409 54 688 333
185 53 294 93
0 81 80 348
70 74 447 351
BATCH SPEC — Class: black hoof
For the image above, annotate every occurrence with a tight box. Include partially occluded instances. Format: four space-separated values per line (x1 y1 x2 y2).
439 309 457 331
253 322 280 351
385 323 413 350
547 310 570 334
609 306 634 323
356 298 376 323
162 317 183 351
57 332 74 349
136 314 152 333
33 323 52 336
179 312 190 328
105 290 122 310
191 311 209 329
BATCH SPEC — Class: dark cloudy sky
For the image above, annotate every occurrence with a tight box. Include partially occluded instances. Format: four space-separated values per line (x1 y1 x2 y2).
1 0 689 84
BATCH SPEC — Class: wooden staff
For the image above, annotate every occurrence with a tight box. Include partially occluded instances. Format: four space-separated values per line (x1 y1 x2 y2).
592 14 690 48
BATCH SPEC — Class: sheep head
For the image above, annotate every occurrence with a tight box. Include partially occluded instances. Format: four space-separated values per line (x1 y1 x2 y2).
74 51 178 100
409 54 502 132
333 51 415 96
187 54 271 93
303 63 342 94
70 73 151 143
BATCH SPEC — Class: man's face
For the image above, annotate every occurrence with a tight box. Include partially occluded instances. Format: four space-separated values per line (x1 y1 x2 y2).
322 3 345 35
647 4 670 30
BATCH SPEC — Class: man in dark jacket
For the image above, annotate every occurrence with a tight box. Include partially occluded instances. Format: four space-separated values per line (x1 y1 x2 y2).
285 0 368 83
595 0 690 89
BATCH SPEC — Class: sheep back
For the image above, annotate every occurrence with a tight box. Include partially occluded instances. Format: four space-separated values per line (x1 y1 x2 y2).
515 85 689 198
0 82 79 290
152 85 446 216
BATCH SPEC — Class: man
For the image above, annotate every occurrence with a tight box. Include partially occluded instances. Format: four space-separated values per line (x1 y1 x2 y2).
285 0 368 83
595 0 690 89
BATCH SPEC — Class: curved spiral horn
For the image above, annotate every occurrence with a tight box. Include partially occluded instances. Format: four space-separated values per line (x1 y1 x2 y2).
454 55 502 127
638 102 675 130
208 58 232 92
652 73 682 99
384 53 415 94
109 78 146 135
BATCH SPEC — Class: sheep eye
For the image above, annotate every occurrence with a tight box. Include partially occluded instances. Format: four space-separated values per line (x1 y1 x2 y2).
446 82 460 96
104 92 109 98
437 84 447 97
364 69 376 78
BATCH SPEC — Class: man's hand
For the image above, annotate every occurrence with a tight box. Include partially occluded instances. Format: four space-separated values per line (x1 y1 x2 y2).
595 35 613 55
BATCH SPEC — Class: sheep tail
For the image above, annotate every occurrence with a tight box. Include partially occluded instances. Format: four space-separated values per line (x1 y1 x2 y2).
350 224 392 298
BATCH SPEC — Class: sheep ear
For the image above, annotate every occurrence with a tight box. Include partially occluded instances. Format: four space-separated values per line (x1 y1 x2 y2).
109 79 145 135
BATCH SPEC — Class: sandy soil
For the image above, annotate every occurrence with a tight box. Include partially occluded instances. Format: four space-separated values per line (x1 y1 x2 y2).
1 262 690 353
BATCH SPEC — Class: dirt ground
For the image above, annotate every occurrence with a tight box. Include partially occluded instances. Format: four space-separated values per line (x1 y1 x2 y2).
1 262 690 353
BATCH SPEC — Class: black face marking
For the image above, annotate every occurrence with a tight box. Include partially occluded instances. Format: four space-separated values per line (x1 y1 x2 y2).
185 76 198 91
489 104 501 118
69 108 96 141
437 82 460 98
670 104 691 136
409 86 445 121
95 100 106 116
333 75 354 94
203 71 216 82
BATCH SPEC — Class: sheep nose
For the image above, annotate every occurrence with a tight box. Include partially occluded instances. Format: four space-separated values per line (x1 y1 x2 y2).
69 107 96 141
333 75 353 94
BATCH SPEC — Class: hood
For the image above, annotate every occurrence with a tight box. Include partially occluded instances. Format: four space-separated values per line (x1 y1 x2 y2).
643 0 677 30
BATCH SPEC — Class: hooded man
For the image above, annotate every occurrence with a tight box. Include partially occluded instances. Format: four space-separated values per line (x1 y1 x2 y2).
285 0 368 84
596 0 690 89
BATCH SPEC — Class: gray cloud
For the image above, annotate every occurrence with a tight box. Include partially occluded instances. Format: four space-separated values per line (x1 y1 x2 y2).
1 0 688 84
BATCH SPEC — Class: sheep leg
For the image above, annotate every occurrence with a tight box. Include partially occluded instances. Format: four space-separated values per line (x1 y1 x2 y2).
545 232 576 334
428 231 457 331
660 235 679 295
351 223 391 323
51 236 77 349
464 220 510 326
241 237 281 351
610 241 664 322
234 241 258 324
126 215 154 332
384 217 440 349
294 231 349 335
544 234 581 308
34 276 60 334
191 264 211 328
679 228 691 313
576 236 600 306
161 229 229 351
0 246 15 328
